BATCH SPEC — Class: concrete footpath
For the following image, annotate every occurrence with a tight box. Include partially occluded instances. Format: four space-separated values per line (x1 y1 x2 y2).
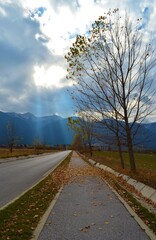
36 152 152 240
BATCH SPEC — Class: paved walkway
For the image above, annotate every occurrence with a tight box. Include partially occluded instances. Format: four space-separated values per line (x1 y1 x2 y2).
38 152 150 240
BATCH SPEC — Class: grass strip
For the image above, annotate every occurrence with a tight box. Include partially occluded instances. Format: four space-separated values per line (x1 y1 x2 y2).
84 150 156 188
0 148 59 159
0 152 72 240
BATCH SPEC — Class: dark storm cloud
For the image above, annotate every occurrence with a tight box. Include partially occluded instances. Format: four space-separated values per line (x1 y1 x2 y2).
0 84 74 117
0 1 73 116
27 86 75 117
0 3 51 66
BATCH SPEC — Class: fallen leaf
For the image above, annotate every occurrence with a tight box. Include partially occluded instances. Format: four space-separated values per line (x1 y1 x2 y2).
104 221 109 224
80 225 90 232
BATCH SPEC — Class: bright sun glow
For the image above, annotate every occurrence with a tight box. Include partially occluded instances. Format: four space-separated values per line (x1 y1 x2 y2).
33 65 69 88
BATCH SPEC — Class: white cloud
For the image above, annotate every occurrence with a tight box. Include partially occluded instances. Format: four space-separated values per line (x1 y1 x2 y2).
0 6 7 16
33 65 71 88
21 0 156 56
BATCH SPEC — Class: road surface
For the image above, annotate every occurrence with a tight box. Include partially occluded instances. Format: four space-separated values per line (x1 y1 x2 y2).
0 151 71 208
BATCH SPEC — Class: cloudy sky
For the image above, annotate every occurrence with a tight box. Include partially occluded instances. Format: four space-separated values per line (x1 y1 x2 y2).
0 0 155 119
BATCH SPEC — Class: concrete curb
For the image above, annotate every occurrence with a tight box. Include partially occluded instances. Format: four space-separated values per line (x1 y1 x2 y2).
88 159 156 204
31 187 63 240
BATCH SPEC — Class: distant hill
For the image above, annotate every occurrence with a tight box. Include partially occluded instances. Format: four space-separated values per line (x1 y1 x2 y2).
0 111 155 149
0 111 74 146
94 119 156 150
141 122 156 150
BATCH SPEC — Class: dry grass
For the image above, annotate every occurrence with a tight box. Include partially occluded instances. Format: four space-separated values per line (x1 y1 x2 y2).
85 151 156 189
0 148 56 159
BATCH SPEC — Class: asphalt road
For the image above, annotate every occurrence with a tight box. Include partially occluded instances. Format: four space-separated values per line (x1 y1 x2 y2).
0 150 71 208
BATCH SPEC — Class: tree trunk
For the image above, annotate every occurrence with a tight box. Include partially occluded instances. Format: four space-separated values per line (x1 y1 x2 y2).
89 142 93 157
126 125 136 172
117 137 124 169
115 117 124 169
10 144 13 153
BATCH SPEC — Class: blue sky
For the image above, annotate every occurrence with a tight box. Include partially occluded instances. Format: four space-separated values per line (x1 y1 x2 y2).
0 0 155 120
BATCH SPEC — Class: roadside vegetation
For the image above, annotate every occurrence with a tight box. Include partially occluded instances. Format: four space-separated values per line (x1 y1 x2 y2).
0 148 58 159
0 152 72 240
85 150 156 189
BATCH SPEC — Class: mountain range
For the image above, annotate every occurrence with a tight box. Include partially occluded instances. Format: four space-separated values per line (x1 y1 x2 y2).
0 111 155 150
0 111 74 146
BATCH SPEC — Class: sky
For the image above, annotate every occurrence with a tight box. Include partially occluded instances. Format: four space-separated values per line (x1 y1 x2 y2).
0 0 156 119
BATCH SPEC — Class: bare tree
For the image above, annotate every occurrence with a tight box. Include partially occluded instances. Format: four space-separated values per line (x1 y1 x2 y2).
65 9 156 172
71 133 83 152
68 111 95 156
7 121 16 153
